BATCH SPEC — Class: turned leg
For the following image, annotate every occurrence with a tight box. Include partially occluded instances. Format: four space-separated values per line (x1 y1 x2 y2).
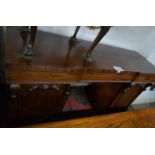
85 26 111 63
20 26 37 60
70 26 80 43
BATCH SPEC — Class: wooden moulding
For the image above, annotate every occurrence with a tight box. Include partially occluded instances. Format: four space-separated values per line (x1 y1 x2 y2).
134 73 155 83
6 68 81 84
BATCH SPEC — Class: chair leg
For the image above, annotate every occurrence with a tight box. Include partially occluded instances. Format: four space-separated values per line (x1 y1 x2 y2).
70 26 80 43
20 26 29 47
20 26 37 60
85 26 111 63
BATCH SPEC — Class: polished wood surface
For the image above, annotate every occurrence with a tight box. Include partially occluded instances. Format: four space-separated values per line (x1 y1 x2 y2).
109 84 146 109
86 83 147 113
22 108 155 128
85 26 111 61
5 27 155 83
86 83 124 112
70 26 111 62
4 27 155 127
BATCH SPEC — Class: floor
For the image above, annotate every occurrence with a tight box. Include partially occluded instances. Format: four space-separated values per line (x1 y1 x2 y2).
23 107 155 128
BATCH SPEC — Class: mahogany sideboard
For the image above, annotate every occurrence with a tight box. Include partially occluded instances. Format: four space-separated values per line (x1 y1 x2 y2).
1 26 155 127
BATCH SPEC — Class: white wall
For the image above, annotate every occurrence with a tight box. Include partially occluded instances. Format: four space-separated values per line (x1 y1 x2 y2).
38 26 155 104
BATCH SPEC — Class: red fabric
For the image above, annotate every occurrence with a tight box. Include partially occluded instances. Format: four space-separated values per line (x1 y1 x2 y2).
63 99 91 111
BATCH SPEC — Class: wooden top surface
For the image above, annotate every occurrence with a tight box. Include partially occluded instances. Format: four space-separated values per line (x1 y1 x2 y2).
5 27 155 83
23 108 155 128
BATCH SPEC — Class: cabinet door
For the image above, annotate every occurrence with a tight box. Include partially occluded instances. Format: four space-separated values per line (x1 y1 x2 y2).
86 83 125 112
109 84 145 110
86 83 145 113
8 84 68 123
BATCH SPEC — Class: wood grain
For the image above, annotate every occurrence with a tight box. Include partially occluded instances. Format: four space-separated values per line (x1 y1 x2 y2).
5 27 155 83
22 108 155 128
8 84 69 124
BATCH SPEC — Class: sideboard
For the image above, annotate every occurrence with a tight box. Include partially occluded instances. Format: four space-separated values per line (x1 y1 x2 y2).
1 26 155 127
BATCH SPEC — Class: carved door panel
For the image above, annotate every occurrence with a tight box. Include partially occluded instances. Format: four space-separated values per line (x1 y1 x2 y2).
8 84 68 123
